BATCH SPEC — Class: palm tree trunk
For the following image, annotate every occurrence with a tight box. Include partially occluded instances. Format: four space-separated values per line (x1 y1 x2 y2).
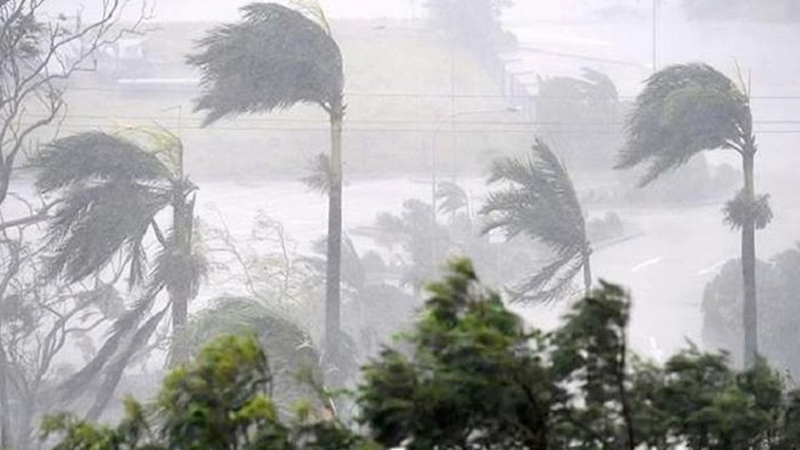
325 99 344 369
582 250 592 297
741 149 758 368
168 190 192 367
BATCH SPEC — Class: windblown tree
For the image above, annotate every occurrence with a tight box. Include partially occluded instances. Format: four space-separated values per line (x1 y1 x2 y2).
188 2 346 363
34 129 205 418
171 297 322 416
426 0 514 59
535 68 623 170
617 63 770 367
481 138 591 303
373 199 451 296
0 1 146 444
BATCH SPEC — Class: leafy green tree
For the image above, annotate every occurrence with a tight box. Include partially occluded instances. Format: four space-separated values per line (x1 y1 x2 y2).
188 2 346 363
43 335 377 450
358 259 557 450
358 259 800 450
549 282 636 449
34 129 205 418
171 297 321 416
617 63 771 367
481 138 592 302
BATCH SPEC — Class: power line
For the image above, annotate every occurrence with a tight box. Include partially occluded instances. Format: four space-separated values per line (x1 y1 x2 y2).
19 113 800 127
62 85 800 102
29 122 800 135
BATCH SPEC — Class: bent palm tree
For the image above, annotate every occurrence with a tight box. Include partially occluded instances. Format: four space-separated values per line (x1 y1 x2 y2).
617 63 771 367
481 139 591 303
188 2 345 362
34 129 204 417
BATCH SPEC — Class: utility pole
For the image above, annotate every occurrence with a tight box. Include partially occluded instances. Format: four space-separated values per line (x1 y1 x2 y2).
652 0 659 72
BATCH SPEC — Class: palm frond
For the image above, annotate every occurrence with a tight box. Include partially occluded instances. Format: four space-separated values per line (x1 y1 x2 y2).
34 132 172 193
481 139 589 303
150 227 208 301
723 190 773 230
117 126 184 178
481 139 587 256
435 181 469 216
187 2 343 126
511 253 584 304
301 152 331 195
618 63 751 186
44 181 172 284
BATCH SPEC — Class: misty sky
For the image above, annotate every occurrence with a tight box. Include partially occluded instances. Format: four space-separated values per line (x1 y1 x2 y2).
50 0 572 22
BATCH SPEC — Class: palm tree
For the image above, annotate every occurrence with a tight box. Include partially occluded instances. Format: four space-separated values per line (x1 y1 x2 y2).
481 139 591 303
34 129 205 417
187 2 345 361
617 63 771 367
171 296 321 416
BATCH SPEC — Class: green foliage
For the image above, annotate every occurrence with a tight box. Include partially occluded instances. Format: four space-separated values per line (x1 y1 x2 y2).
171 297 321 414
42 260 800 450
359 259 555 449
481 139 590 302
44 335 373 450
359 258 800 449
618 63 751 186
188 2 344 125
549 282 634 448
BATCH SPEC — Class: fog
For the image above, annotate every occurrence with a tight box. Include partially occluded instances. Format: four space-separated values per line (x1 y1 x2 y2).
2 0 800 445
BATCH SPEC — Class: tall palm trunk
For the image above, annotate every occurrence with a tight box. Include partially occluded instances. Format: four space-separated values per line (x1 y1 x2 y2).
168 188 196 367
741 146 757 367
582 249 592 297
325 98 344 366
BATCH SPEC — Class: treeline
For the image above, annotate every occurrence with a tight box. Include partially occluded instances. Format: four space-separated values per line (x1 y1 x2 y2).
44 260 800 450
